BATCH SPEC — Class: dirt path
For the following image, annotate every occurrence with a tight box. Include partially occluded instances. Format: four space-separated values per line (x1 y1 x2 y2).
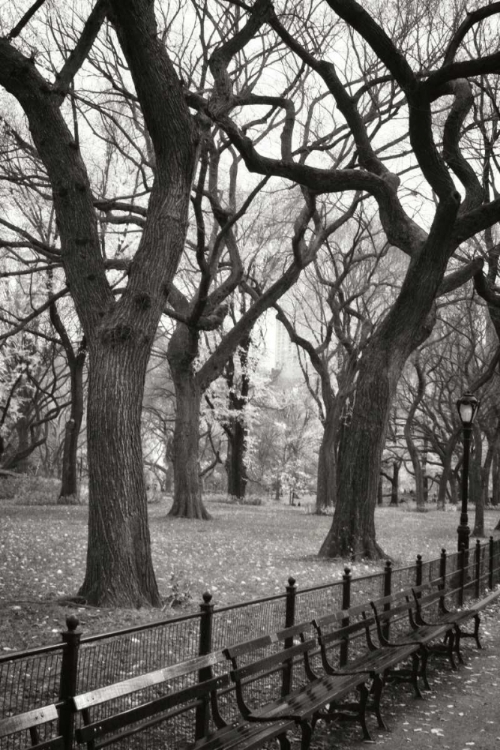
312 598 500 750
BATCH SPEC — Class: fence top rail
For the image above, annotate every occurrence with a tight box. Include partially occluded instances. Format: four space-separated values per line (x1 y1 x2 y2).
80 609 203 645
213 591 286 615
0 640 66 665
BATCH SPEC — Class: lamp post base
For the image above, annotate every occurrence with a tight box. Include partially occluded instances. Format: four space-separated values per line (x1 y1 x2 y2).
457 523 470 552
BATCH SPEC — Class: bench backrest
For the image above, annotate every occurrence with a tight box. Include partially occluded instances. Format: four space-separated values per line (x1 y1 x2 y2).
0 704 63 749
73 650 230 748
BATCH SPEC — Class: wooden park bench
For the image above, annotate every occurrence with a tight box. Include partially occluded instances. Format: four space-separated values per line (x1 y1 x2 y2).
411 578 500 659
224 619 385 746
370 587 457 691
312 601 424 701
0 704 63 749
72 650 298 750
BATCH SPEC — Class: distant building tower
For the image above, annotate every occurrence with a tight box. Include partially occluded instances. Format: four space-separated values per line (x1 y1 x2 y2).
274 318 301 382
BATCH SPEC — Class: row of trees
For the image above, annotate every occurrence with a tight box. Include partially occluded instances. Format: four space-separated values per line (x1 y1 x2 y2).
1 0 500 605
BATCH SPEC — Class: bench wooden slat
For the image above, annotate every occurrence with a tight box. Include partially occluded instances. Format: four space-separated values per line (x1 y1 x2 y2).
27 738 64 750
76 673 231 743
230 639 316 681
315 617 373 646
224 633 277 659
314 602 369 628
73 650 227 710
190 717 296 750
0 705 59 738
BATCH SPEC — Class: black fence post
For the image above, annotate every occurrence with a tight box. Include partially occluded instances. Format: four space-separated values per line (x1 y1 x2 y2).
340 567 351 667
58 615 80 750
458 545 466 606
489 536 495 590
195 591 214 741
282 576 297 696
415 554 423 591
383 561 392 640
440 548 447 587
475 539 481 598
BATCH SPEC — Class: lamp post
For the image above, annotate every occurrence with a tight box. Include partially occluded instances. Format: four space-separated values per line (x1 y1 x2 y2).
456 391 480 552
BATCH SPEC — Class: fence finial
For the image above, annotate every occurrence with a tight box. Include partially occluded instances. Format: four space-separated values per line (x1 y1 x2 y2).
65 614 79 632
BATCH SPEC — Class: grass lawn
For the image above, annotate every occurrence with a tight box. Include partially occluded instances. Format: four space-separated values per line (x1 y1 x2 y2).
1 498 499 652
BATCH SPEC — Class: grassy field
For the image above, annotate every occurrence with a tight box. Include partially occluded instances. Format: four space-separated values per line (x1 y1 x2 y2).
1 498 499 652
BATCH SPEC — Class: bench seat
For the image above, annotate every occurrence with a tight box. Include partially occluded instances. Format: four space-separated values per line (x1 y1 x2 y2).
370 588 457 690
0 704 63 750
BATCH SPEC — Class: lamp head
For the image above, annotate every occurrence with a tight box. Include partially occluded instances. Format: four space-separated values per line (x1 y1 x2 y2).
456 391 480 427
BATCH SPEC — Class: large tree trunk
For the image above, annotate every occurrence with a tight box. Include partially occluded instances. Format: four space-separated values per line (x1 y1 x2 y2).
318 340 406 559
0 0 197 607
223 335 251 500
404 361 426 511
437 429 460 509
59 346 86 503
315 407 337 512
492 444 500 507
422 436 429 504
319 188 460 560
168 326 210 520
390 461 400 505
226 420 248 498
319 224 458 558
78 341 161 606
471 424 484 537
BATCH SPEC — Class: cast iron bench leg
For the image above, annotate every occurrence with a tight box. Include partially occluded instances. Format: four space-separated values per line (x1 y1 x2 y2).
414 652 425 696
453 626 464 664
473 614 482 649
371 674 387 730
278 733 291 750
357 683 371 742
447 631 457 670
299 719 313 750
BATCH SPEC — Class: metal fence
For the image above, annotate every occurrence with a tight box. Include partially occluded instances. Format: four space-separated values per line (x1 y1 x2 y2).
1 537 500 749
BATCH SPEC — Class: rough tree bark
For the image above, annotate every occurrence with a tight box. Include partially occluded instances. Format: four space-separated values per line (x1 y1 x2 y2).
0 0 197 605
471 423 484 537
437 429 460 509
493 445 500 507
49 301 86 502
223 336 251 499
59 349 85 502
167 325 211 519
390 462 400 506
316 408 338 512
404 361 427 512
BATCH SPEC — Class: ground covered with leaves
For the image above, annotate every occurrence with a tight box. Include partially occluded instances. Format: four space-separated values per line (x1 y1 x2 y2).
1 498 499 651
312 597 500 750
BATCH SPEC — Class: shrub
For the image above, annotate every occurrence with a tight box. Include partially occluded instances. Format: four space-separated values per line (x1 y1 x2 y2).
0 475 22 500
12 475 61 506
205 493 265 506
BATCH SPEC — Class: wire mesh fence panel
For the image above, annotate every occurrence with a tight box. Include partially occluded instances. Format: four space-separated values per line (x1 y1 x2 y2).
76 615 201 694
392 564 416 593
494 540 500 586
421 556 441 584
0 649 63 719
478 543 489 594
350 573 384 606
211 597 286 651
295 583 343 623
444 550 461 607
